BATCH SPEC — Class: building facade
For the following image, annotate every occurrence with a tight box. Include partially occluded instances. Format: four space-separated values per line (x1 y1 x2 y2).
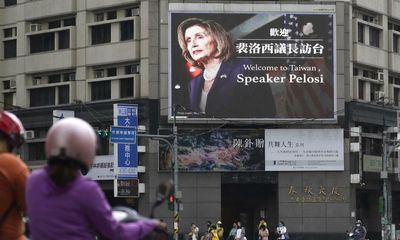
1 1 400 240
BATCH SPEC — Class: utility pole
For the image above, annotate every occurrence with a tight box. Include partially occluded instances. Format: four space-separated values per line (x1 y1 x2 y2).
173 104 179 240
382 127 399 240
137 104 179 240
382 129 391 240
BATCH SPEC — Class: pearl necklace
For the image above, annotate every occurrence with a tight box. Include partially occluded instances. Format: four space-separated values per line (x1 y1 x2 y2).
203 70 215 82
203 63 221 82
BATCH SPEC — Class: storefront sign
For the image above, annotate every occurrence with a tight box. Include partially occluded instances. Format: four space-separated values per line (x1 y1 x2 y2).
288 185 346 203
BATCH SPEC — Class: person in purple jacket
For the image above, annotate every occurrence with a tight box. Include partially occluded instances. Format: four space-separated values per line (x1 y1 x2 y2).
26 117 166 240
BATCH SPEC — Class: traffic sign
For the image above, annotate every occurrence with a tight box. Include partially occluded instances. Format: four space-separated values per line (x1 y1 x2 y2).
113 103 138 197
110 126 137 144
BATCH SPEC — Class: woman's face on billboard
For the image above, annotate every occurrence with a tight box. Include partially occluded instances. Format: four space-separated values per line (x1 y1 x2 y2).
184 25 217 63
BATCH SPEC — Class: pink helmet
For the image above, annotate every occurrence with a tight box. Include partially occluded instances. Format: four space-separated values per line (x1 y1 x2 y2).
0 111 25 149
46 118 97 174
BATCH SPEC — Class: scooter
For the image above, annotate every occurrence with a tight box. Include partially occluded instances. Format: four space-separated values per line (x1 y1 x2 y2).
100 180 173 240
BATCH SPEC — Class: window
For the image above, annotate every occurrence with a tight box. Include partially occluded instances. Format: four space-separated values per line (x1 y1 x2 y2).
4 40 16 58
358 80 364 100
3 27 16 38
4 0 16 7
353 68 359 76
27 142 45 161
120 20 134 41
95 69 104 78
58 30 70 49
30 87 55 107
58 85 69 104
3 93 13 110
48 74 61 83
120 78 134 98
358 23 364 43
369 27 380 47
3 81 10 90
107 68 117 77
362 15 373 22
63 18 76 27
394 87 400 106
107 11 117 20
91 24 111 45
363 70 378 80
63 73 75 81
48 20 61 29
91 81 111 100
95 13 104 22
30 33 55 53
370 83 381 101
394 34 399 53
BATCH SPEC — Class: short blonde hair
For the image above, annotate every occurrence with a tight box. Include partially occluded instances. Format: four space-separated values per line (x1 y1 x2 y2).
177 18 234 67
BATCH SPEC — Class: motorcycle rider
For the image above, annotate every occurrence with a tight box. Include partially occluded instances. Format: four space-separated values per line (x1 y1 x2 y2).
0 111 29 240
349 219 367 240
26 117 166 239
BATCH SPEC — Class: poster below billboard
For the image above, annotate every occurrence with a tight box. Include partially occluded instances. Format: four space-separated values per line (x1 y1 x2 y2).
159 129 265 171
265 129 344 171
86 155 114 180
169 10 336 121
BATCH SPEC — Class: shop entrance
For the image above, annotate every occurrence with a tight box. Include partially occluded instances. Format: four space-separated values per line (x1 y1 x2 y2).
221 183 278 240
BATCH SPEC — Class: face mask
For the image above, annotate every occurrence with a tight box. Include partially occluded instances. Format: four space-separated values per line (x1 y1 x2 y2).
356 224 361 227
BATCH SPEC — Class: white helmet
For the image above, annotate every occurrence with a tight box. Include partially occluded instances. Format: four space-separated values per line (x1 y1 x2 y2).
46 118 97 174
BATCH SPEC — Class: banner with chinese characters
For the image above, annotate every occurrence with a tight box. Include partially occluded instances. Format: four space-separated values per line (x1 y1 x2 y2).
158 129 265 171
265 129 344 171
169 7 336 121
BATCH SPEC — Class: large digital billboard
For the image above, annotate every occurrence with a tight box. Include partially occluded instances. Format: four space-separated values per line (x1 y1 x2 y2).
169 10 336 121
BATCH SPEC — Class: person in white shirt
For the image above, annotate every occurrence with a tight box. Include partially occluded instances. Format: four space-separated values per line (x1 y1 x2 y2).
276 221 288 239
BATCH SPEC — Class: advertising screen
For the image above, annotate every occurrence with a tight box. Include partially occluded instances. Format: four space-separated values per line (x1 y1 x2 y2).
159 128 343 172
265 128 344 171
159 128 265 171
169 11 336 121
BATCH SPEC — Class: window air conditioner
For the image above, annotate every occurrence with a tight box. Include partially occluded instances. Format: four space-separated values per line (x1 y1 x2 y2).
95 70 104 78
378 72 384 81
30 24 42 32
131 65 140 74
10 79 16 89
33 77 41 86
25 130 35 140
374 91 385 101
131 8 139 16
